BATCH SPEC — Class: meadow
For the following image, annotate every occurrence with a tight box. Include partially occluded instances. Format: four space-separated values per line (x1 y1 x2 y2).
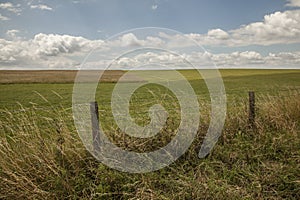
0 69 299 199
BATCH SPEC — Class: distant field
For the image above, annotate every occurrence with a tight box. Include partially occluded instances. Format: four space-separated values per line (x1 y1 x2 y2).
0 69 299 83
0 69 299 133
0 69 299 109
0 70 125 83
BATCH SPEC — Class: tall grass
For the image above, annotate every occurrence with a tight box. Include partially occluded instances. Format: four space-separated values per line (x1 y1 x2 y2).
0 91 299 199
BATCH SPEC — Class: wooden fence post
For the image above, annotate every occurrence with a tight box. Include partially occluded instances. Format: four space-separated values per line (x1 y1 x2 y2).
90 101 100 153
248 91 256 129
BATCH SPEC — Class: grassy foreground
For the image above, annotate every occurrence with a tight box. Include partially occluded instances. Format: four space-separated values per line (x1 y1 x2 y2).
0 69 299 199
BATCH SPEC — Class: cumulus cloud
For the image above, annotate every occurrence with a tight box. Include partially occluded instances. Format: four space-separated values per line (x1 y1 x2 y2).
88 50 300 69
0 13 9 21
106 51 189 70
209 51 264 66
6 29 20 39
286 0 300 7
189 51 300 68
108 33 165 48
186 9 300 47
266 52 300 66
0 32 168 69
30 4 53 11
0 33 104 69
0 31 300 69
0 2 22 15
32 33 104 56
161 51 266 67
120 33 143 47
207 29 229 40
232 10 300 45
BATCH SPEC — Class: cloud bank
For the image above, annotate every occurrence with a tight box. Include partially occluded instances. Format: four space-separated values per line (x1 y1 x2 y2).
187 9 300 46
1 31 299 69
0 33 104 69
0 8 300 69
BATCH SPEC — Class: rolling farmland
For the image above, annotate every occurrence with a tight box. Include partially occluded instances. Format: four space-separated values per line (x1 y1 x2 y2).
0 69 299 199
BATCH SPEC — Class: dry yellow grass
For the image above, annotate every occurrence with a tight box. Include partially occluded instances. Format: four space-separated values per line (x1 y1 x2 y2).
0 91 299 199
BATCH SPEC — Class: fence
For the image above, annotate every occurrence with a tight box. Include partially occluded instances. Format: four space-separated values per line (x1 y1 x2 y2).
1 89 299 154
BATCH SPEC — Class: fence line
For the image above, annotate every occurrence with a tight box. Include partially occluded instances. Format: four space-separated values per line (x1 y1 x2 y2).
1 90 298 136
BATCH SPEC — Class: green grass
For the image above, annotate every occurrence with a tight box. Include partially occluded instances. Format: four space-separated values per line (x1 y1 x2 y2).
0 69 299 109
0 69 299 199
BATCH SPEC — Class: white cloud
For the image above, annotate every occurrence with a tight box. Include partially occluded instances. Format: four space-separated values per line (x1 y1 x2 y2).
30 4 53 11
32 33 100 56
193 51 300 67
151 4 158 10
186 9 300 47
207 29 229 40
0 32 300 69
286 0 300 7
0 13 10 21
232 10 300 45
210 51 265 66
158 32 196 48
145 36 165 46
120 33 143 47
0 2 22 15
266 52 300 66
0 33 104 69
110 33 164 48
6 29 21 40
71 0 95 4
99 50 300 69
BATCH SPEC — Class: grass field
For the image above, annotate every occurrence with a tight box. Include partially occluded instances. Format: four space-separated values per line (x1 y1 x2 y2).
0 69 300 199
0 69 299 108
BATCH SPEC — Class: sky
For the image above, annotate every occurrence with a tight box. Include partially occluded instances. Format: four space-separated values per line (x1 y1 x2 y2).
0 0 300 69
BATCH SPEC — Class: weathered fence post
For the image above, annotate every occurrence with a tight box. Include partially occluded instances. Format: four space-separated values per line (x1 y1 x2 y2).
90 101 100 153
248 91 256 129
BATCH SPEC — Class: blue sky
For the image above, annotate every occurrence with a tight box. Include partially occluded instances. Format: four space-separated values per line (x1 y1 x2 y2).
0 0 288 38
0 0 300 69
